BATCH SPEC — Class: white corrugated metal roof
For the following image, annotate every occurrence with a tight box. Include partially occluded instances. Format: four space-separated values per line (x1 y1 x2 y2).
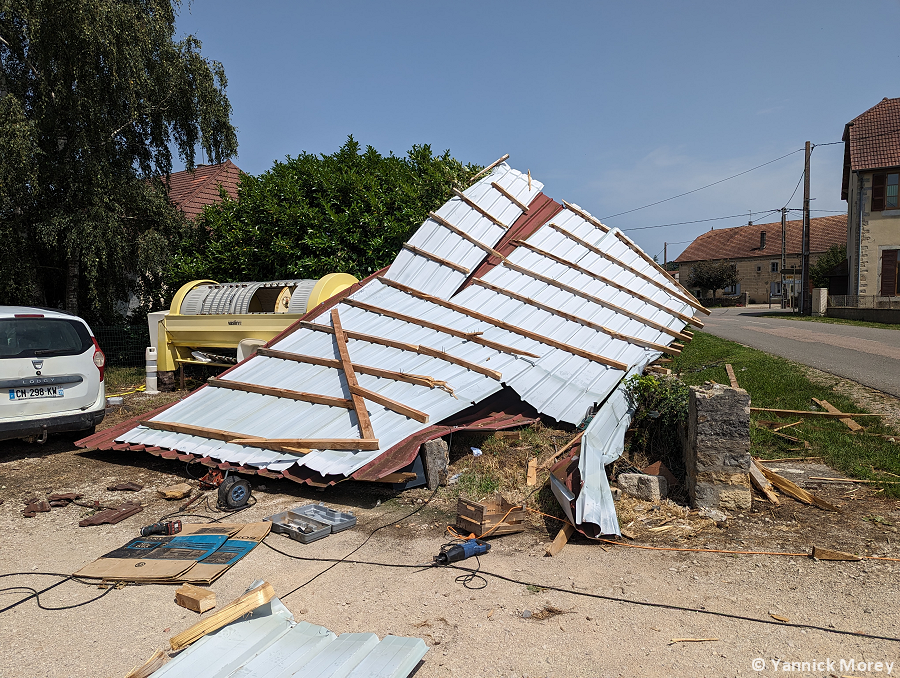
154 586 427 678
114 163 697 487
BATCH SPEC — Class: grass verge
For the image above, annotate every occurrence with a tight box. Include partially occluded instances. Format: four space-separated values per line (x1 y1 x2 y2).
752 312 899 331
673 332 900 496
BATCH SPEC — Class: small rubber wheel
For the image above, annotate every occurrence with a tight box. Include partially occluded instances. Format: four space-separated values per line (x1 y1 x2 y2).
219 478 251 509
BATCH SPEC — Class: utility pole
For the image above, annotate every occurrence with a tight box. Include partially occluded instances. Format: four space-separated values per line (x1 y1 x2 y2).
781 207 787 309
800 141 812 314
663 242 667 266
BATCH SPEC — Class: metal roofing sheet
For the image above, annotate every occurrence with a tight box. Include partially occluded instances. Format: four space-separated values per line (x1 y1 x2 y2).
154 588 427 678
111 163 695 487
383 164 542 298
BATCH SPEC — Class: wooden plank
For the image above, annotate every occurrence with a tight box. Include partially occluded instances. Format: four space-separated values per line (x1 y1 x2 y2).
175 584 216 614
140 420 261 444
813 398 863 432
452 187 508 228
491 181 529 211
539 431 584 469
208 378 353 409
725 364 739 388
299 322 420 353
349 384 429 423
545 522 576 557
301 320 499 379
500 259 691 341
526 458 537 486
417 344 502 380
748 462 779 504
228 437 380 451
368 471 419 483
330 308 375 440
428 211 506 260
811 545 861 561
170 582 275 651
549 223 707 314
379 278 630 371
470 278 679 355
753 459 840 511
344 298 541 358
468 153 509 183
750 407 880 419
512 239 700 327
256 345 443 390
402 243 469 274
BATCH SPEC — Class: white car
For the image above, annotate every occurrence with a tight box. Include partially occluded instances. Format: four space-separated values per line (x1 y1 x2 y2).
0 307 106 443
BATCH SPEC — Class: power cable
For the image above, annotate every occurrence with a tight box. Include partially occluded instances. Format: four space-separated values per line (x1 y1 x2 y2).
600 148 804 221
621 209 782 233
0 573 122 615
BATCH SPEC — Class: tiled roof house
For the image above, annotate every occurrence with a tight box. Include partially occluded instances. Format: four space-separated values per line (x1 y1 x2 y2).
842 98 900 296
675 215 847 302
165 160 242 220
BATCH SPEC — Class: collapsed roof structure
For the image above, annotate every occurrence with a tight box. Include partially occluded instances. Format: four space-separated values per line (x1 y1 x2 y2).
80 159 708 537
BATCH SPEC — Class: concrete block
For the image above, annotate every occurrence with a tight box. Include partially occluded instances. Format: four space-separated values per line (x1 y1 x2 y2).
617 473 667 502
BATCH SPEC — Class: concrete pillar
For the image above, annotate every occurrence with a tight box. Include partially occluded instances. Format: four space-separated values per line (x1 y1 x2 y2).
684 383 752 511
812 288 828 316
422 438 449 490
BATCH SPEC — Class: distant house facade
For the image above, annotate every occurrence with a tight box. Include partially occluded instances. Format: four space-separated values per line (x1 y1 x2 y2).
165 159 241 220
674 216 847 303
842 98 900 297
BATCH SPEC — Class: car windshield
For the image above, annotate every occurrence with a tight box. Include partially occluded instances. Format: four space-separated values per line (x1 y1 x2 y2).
0 318 92 359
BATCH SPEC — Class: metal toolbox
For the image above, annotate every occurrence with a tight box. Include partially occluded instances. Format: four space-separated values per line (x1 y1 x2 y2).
265 504 356 544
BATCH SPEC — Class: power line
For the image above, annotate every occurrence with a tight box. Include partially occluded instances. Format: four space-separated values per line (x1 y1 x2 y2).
621 209 781 233
601 148 804 221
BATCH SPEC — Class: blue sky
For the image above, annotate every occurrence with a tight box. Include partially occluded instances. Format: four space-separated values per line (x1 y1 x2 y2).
174 1 900 261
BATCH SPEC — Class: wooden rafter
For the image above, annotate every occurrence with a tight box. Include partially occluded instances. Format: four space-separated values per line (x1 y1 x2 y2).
427 211 506 260
451 187 508 228
548 223 707 314
402 243 470 274
468 154 510 183
255 346 447 390
331 308 375 440
563 200 707 312
343 298 540 358
379 278 629 371
298 322 500 379
349 385 429 423
470 278 679 355
498 259 692 341
207 378 353 408
512 239 702 327
491 181 529 211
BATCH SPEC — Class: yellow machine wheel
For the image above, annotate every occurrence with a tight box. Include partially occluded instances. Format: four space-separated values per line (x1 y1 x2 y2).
306 273 359 312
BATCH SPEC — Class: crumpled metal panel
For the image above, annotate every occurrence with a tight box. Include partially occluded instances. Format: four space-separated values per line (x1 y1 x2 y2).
153 591 427 678
383 164 542 298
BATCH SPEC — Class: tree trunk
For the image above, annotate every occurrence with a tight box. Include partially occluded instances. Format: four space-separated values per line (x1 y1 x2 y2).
66 249 79 314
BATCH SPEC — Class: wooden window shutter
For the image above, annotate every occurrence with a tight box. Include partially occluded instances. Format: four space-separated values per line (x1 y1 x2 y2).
872 173 886 211
881 249 898 296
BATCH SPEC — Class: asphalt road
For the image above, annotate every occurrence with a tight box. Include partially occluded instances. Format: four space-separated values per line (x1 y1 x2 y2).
699 308 900 397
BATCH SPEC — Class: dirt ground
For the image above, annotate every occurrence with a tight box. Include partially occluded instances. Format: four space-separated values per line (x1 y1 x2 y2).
1 391 900 677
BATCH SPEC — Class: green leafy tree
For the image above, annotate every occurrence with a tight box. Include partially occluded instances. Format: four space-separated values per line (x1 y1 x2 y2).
685 260 739 299
810 244 847 289
0 0 237 322
170 137 481 288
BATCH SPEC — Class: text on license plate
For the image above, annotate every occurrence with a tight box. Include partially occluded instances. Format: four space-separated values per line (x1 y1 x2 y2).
8 386 64 400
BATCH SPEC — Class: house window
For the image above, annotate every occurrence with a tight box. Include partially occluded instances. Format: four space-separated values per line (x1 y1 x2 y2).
771 281 782 296
872 173 900 210
760 231 766 249
882 249 899 296
723 283 740 296
756 265 762 272
770 261 779 273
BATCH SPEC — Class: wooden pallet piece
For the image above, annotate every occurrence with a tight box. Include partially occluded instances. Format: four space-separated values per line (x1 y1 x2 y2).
545 522 576 557
752 459 839 512
175 584 217 614
456 495 526 537
725 364 739 388
748 462 779 504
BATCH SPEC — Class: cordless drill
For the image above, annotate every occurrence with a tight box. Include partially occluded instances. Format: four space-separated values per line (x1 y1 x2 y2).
434 538 490 565
140 520 182 537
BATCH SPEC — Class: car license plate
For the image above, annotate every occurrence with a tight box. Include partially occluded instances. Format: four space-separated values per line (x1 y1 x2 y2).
8 386 64 401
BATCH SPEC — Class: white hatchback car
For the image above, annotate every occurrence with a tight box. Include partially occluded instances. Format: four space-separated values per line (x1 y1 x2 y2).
0 307 106 442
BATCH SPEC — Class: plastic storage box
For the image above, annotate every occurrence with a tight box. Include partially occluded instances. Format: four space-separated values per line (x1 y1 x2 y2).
265 504 356 544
